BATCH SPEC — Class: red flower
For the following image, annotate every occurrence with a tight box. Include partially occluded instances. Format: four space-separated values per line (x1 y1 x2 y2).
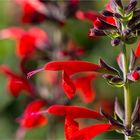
74 73 97 103
27 61 101 99
135 41 140 57
0 27 48 58
17 100 48 128
47 105 111 140
16 0 47 23
0 65 34 97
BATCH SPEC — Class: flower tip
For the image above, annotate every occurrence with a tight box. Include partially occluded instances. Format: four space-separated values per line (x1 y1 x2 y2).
27 68 44 79
30 110 48 116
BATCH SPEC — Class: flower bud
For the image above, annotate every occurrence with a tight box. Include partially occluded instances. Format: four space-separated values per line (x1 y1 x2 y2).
111 37 121 46
125 0 137 13
101 10 113 16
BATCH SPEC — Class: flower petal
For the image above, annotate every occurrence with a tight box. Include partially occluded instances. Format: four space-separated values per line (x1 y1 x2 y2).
135 41 140 57
0 65 34 97
74 74 97 103
65 117 79 140
71 124 112 140
18 100 48 129
76 10 102 23
47 105 102 119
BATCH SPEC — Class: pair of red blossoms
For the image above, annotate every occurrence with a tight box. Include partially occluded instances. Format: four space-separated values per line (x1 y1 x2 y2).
18 99 112 140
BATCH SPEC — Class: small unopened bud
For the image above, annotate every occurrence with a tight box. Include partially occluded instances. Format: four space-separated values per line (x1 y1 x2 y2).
113 0 123 9
114 13 122 19
111 37 121 46
89 28 105 37
125 0 137 13
124 129 132 136
101 10 113 16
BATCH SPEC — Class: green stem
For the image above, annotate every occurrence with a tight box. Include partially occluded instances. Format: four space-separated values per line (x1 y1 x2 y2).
121 43 132 140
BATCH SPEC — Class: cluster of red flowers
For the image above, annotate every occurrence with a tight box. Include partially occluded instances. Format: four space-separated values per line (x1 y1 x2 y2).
1 0 140 139
0 0 106 139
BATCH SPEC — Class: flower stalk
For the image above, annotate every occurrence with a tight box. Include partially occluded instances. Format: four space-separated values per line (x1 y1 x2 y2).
121 43 132 140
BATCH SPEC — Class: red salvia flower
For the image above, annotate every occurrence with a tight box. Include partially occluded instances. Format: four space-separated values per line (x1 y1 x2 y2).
46 105 111 140
0 27 48 58
0 65 34 97
16 0 47 23
74 73 97 103
17 100 48 128
135 41 140 57
27 61 101 99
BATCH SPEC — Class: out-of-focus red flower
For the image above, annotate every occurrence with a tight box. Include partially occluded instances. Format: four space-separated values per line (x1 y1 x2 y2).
0 27 48 58
135 41 140 57
105 0 113 12
47 105 111 140
17 100 48 128
27 61 101 99
0 65 34 97
16 0 47 23
74 73 97 103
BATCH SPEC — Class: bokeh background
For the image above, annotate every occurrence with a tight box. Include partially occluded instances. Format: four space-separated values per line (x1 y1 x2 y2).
0 0 139 139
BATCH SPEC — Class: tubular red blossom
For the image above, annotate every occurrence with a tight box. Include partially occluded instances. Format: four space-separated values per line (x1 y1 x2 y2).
18 100 48 128
0 27 48 58
0 65 34 97
47 105 102 119
71 124 112 140
65 117 79 140
27 61 101 99
16 0 47 23
135 41 140 57
74 74 97 103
